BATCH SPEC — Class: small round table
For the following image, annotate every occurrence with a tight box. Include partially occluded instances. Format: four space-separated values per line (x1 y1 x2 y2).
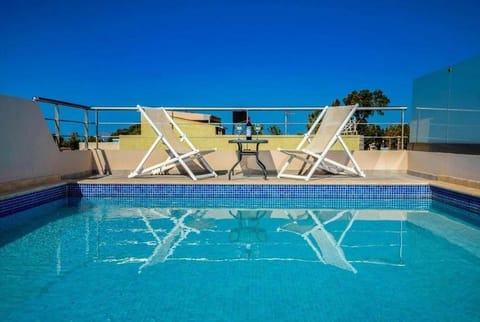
228 139 269 180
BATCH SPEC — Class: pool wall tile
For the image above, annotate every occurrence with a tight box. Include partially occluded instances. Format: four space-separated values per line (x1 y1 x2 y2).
1 183 479 217
67 183 432 199
431 186 480 214
0 184 66 217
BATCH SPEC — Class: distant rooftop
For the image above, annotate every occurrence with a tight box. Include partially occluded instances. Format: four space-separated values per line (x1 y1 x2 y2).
168 110 221 123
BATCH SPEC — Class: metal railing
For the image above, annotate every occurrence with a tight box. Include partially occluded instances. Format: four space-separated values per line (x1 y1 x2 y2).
33 96 92 149
34 97 408 150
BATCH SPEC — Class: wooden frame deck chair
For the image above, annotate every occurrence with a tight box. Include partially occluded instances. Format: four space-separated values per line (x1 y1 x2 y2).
128 105 217 180
277 209 359 273
277 104 365 180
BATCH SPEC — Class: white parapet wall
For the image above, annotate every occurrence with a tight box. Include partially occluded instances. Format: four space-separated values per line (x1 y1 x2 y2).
0 95 93 190
92 149 408 174
408 150 480 184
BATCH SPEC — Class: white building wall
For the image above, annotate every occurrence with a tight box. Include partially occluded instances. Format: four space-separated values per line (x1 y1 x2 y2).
0 95 93 185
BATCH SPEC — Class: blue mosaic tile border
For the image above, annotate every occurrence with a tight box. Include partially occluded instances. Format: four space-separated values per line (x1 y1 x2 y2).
72 196 431 210
2 183 479 217
0 184 66 217
431 186 480 214
67 183 432 199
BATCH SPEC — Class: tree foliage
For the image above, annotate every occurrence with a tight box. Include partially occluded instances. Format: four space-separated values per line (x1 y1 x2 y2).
268 125 282 135
362 124 383 149
68 132 80 150
88 136 102 142
343 89 390 123
303 89 410 149
331 98 341 106
363 124 410 150
109 124 141 141
384 124 410 150
307 89 391 133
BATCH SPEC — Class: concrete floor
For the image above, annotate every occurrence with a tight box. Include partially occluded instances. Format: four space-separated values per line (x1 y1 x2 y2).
72 170 480 198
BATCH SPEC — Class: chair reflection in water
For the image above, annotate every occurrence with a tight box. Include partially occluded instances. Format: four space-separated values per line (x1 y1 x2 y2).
137 208 214 273
97 207 404 273
278 209 359 273
278 209 406 273
228 210 270 259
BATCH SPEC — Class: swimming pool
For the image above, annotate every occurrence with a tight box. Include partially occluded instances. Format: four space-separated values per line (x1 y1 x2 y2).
1 189 480 321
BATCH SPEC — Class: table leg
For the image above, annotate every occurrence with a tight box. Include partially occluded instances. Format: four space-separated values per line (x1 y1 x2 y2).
255 143 268 180
228 143 243 180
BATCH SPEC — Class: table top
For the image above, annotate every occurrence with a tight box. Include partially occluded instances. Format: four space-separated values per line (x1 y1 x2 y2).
228 139 269 144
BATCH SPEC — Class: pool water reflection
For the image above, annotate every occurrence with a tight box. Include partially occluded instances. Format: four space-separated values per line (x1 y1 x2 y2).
1 198 479 321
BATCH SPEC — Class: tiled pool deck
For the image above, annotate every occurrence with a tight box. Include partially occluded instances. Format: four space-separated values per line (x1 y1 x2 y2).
1 171 480 217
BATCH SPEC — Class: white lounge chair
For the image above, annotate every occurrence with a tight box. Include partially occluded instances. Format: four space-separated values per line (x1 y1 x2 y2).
278 209 359 273
277 104 365 180
128 105 217 180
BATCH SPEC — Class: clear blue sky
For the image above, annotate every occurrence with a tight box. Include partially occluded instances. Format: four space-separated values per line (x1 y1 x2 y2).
1 0 479 133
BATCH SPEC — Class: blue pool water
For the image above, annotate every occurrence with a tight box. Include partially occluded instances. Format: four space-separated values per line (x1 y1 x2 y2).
1 197 479 321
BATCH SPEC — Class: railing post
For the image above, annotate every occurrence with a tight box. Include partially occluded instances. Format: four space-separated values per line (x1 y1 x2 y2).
401 109 405 150
54 104 60 147
95 110 99 149
84 109 89 149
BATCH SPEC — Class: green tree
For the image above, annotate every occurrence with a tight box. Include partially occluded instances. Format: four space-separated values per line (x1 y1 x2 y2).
362 124 384 149
268 125 282 135
88 136 102 142
343 89 390 125
68 132 80 150
384 124 410 150
109 123 141 140
331 98 341 106
307 89 391 135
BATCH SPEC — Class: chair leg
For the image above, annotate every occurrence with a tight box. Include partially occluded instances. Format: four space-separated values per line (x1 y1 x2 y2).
277 155 294 178
305 158 322 181
337 137 365 177
197 155 217 177
128 136 162 178
298 154 315 176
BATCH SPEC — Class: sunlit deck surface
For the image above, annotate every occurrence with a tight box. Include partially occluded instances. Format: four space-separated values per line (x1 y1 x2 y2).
74 170 480 197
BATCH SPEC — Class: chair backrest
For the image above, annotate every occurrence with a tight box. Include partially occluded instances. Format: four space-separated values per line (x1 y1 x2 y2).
141 107 196 153
305 105 357 152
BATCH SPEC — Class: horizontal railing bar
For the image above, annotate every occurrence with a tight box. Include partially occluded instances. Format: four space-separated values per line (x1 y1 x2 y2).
97 122 141 125
45 118 96 125
33 96 90 110
91 106 407 111
416 106 480 112
361 122 405 125
90 107 139 111
363 136 406 138
45 118 87 125
95 121 406 127
35 95 408 150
